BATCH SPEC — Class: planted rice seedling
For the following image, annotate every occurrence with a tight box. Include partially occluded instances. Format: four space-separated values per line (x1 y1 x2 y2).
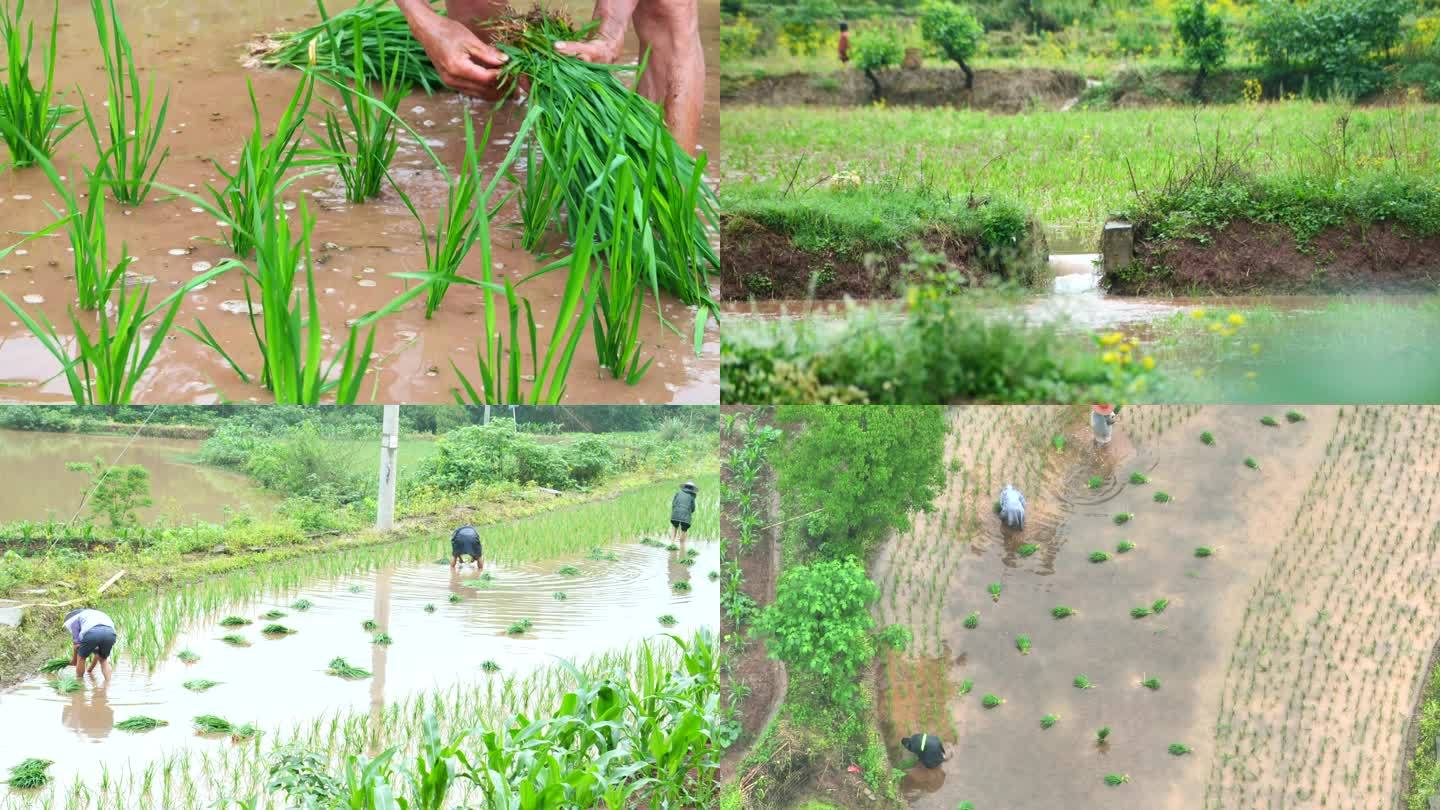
1104 774 1130 786
1016 634 1031 655
1096 726 1111 742
263 624 296 635
52 674 81 693
1089 551 1111 563
1244 456 1260 470
423 603 436 612
115 716 167 732
371 632 393 645
220 634 247 646
1040 713 1059 730
1074 675 1095 689
362 619 379 631
192 714 234 734
0 0 74 167
1169 743 1193 755
558 565 582 576
448 593 462 603
1201 431 1216 445
552 591 567 600
1113 512 1134 525
4 758 51 789
657 614 678 626
261 610 286 620
1260 416 1279 426
1195 546 1215 557
38 657 70 674
1153 491 1171 503
1129 471 1149 485
506 618 534 635
1131 606 1151 619
314 13 404 203
981 694 1004 708
964 611 980 629
1141 676 1161 690
1286 410 1306 423
1151 598 1169 614
177 650 199 663
326 656 371 679
988 582 1002 601
958 679 973 696
82 0 169 204
480 660 500 673
219 616 250 626
1052 606 1075 619
673 580 692 592
291 599 314 611
1017 543 1038 557
183 679 219 692
1117 540 1135 553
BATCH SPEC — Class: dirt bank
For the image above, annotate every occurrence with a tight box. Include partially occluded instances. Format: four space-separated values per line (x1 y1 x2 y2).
721 67 1087 112
1110 220 1440 295
720 213 1050 300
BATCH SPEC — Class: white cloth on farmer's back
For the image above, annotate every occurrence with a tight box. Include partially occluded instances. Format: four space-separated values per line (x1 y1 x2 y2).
1092 410 1114 445
64 609 115 643
999 485 1025 529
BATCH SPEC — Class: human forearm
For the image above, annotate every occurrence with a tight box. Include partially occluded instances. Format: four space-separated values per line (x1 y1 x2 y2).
590 0 641 46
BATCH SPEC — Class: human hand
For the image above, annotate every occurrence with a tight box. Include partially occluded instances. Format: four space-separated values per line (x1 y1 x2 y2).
553 34 625 64
411 14 511 100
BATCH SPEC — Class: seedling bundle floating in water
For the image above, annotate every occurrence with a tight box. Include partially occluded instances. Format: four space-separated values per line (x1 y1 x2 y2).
5 758 51 789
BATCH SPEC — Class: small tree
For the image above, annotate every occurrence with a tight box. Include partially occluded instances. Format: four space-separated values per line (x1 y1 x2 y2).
920 1 984 89
852 24 905 101
1174 0 1228 100
67 458 152 531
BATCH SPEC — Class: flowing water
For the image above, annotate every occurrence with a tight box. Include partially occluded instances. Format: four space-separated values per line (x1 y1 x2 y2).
0 0 721 404
0 429 274 524
0 539 718 804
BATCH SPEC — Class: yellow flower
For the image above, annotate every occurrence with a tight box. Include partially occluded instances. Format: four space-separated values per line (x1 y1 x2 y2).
1227 313 1245 326
1142 356 1156 370
1250 343 1262 354
1208 322 1224 333
1120 353 1132 365
1191 308 1207 319
1102 352 1118 364
1119 342 1133 353
1100 331 1125 346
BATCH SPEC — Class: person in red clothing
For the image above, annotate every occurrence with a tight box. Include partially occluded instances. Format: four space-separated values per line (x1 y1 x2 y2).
838 22 850 64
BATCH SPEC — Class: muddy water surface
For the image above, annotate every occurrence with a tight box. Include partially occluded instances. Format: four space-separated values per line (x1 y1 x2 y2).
0 539 718 802
0 0 720 404
0 429 274 523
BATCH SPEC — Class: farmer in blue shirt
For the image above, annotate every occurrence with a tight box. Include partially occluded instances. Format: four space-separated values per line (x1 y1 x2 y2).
63 608 117 681
451 524 484 571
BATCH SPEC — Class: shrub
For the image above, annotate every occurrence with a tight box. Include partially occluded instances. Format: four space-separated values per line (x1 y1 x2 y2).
852 23 905 99
919 1 983 88
1246 0 1413 96
721 14 764 60
66 458 152 531
414 419 573 491
563 435 615 486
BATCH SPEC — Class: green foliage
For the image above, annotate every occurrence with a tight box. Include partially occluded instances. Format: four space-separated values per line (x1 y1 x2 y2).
755 556 885 703
115 716 167 731
1170 743 1193 755
773 405 948 558
0 0 74 167
852 23 904 73
981 694 1003 708
1173 0 1228 82
919 2 983 71
963 611 980 629
326 657 371 680
1040 714 1059 729
265 744 343 808
65 458 151 531
1246 0 1412 96
414 420 576 491
5 758 51 789
1052 606 1074 619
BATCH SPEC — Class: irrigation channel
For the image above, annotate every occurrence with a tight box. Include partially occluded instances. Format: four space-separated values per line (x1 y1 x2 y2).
0 429 276 524
0 0 721 404
0 533 718 807
723 252 1440 402
873 405 1440 808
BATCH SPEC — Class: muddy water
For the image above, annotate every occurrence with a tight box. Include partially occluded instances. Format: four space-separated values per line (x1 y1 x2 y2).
0 539 718 802
0 0 720 404
0 429 274 524
905 406 1336 810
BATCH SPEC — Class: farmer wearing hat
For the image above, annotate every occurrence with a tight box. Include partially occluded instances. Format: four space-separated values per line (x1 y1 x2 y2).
670 481 698 543
395 0 705 154
63 607 117 681
901 732 951 768
450 524 484 571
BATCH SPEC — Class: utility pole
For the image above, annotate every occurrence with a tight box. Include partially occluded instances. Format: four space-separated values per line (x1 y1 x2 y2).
376 405 400 531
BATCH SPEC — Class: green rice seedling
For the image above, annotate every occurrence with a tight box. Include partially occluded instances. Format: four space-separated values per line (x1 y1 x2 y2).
1113 512 1134 525
1074 675 1095 689
1153 491 1171 503
1016 634 1031 655
263 624 296 636
448 594 462 603
988 582 1002 602
657 614 678 626
1117 540 1135 553
231 723 260 740
115 716 167 732
193 715 233 734
1052 606 1075 619
1087 475 1103 488
673 581 692 592
1052 433 1066 451
506 618 534 635
82 0 170 204
665 544 680 552
1195 546 1215 558
5 758 51 789
981 694 1003 708
463 575 496 589
52 674 82 693
326 657 371 679
1089 551 1110 563
1244 456 1260 470
262 610 286 620
1200 431 1215 445
262 0 443 91
1151 598 1169 614
38 657 70 674
1130 606 1151 619
558 565 581 576
1040 713 1059 730
348 585 362 593
553 591 568 600
423 603 436 613
0 0 74 167
291 599 314 611
1260 416 1278 426
480 660 500 673
1286 410 1305 423
587 148 656 383
1017 543 1038 557
1129 471 1148 485
219 616 250 627
1104 774 1129 786
1096 726 1111 743
964 612 979 629
587 547 621 561
220 634 247 646
958 803 974 810
177 650 199 663
709 571 719 580
677 556 696 567
371 632 393 645
362 619 379 631
1141 677 1161 690
314 14 404 202
958 679 972 696
1169 743 1192 755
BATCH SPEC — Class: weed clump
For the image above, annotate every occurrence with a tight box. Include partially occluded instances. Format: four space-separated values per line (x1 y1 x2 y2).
1089 551 1111 563
183 679 219 692
326 657 371 679
1052 606 1075 619
5 758 52 789
115 716 168 732
964 611 980 629
1017 543 1039 557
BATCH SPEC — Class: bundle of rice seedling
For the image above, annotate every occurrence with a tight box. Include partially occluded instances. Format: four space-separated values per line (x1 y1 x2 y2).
362 619 379 631
553 591 567 600
115 716 168 732
53 674 82 693
657 614 677 626
506 618 533 635
260 0 444 92
672 580 692 593
39 657 70 674
481 660 500 673
371 632 393 645
177 650 200 663
5 758 51 789
327 657 371 679
557 565 581 576
263 624 296 636
219 616 251 627
183 679 220 692
193 714 234 734
261 610 286 620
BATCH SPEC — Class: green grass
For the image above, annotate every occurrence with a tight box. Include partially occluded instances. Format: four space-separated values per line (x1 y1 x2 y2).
1017 543 1039 557
1052 606 1075 619
326 656 371 679
83 0 169 204
183 679 219 692
115 716 168 732
0 0 74 167
4 757 51 789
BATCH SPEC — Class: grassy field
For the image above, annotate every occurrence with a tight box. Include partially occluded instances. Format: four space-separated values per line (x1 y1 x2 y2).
721 101 1440 243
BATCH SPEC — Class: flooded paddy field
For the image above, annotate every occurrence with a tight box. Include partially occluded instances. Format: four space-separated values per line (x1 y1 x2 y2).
0 0 721 404
875 405 1440 808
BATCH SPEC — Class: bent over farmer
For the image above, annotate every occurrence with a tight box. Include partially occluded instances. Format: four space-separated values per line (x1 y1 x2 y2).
63 608 116 681
394 0 705 154
451 524 484 571
670 481 698 543
901 732 950 769
998 484 1025 530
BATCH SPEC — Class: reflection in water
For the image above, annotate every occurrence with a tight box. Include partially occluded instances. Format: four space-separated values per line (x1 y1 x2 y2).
369 567 393 756
61 683 114 740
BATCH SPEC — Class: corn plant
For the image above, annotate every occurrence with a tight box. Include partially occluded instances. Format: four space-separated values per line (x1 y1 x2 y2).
82 0 169 204
0 0 74 167
314 13 404 202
